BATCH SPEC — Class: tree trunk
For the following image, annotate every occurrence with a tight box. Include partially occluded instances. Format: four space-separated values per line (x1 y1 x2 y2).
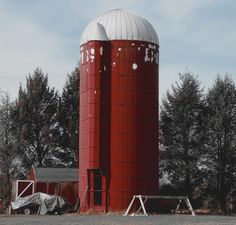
185 162 192 199
217 144 227 214
184 142 192 199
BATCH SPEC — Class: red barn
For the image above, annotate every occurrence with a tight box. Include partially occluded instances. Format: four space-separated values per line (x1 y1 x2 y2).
79 9 159 212
28 167 78 207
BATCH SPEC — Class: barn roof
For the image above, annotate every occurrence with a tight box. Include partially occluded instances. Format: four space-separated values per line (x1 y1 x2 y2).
33 167 78 182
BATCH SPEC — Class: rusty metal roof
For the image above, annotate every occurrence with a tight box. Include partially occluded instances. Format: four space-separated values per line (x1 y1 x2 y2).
33 167 78 182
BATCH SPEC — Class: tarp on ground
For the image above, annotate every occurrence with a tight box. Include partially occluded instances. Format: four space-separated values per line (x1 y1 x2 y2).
11 192 68 215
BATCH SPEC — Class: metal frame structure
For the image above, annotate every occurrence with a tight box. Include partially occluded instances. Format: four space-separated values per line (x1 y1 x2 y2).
124 195 195 216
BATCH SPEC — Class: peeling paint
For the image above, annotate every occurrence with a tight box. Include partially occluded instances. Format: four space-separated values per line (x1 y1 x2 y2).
155 52 159 64
131 43 135 46
132 63 138 70
148 44 156 50
118 48 122 51
100 46 103 55
144 47 156 63
112 62 116 66
91 48 95 54
86 50 89 62
138 47 140 51
81 52 84 64
144 48 150 62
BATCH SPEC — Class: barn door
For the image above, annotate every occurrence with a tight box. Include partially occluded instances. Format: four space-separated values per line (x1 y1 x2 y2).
16 180 35 199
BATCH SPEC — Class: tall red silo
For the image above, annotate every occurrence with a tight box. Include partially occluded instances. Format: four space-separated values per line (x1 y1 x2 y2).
79 9 159 212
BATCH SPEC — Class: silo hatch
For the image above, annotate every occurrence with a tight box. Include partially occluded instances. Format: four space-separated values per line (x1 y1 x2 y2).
94 170 102 205
87 169 103 207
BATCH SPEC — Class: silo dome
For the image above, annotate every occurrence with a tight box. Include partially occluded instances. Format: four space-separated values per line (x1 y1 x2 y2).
80 9 159 45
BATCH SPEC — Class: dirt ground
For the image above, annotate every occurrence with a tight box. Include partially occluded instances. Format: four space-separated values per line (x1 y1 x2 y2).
1 214 236 225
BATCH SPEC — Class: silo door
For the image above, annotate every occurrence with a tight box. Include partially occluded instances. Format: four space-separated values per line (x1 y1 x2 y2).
87 169 103 208
93 170 102 206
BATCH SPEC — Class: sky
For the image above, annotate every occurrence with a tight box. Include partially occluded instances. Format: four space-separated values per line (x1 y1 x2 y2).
0 0 235 100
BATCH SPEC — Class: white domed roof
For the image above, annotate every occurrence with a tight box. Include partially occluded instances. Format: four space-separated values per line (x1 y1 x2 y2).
80 9 159 45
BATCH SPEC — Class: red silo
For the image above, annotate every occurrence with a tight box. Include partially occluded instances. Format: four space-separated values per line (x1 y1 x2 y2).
79 9 159 212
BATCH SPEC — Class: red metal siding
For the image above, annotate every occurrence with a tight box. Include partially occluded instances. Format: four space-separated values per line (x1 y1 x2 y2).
109 41 159 211
79 40 159 212
79 41 110 212
59 182 78 206
36 182 47 193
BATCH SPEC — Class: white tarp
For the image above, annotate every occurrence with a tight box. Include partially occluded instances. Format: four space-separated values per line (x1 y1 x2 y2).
11 192 68 215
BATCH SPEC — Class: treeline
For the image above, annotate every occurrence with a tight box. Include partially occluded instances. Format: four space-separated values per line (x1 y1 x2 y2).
160 73 236 214
1 68 235 214
0 67 79 182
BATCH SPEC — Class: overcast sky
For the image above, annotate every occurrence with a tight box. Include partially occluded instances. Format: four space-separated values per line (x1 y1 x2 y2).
0 0 235 100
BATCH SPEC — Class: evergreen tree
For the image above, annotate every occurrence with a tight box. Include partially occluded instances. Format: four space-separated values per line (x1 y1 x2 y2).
0 92 16 175
0 92 17 205
55 67 79 166
11 68 59 170
205 75 236 214
160 73 206 199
